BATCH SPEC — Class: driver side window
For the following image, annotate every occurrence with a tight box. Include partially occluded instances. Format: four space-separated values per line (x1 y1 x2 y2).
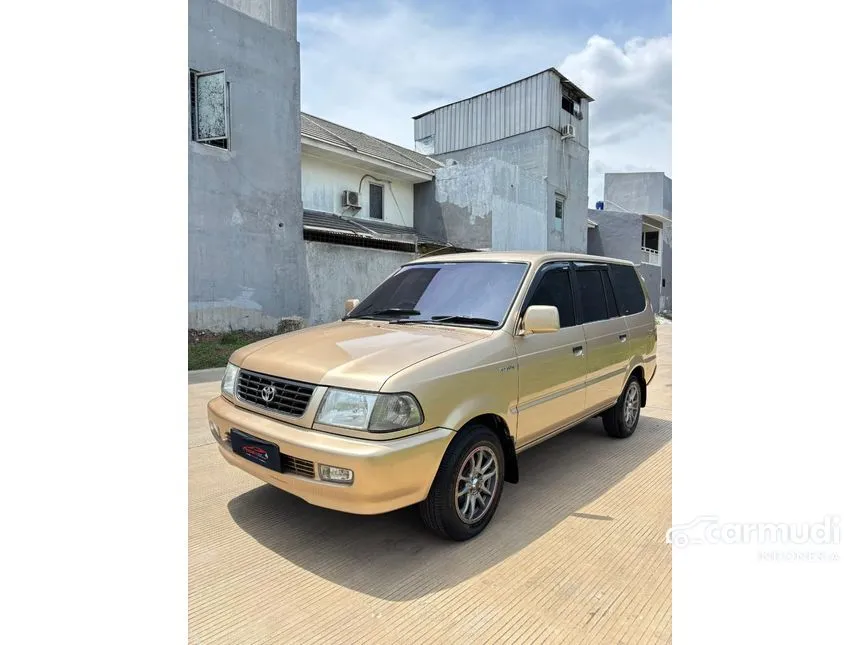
526 266 575 327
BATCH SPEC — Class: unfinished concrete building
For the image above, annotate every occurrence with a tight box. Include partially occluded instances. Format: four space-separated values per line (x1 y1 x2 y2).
412 69 593 253
587 172 672 313
188 0 308 331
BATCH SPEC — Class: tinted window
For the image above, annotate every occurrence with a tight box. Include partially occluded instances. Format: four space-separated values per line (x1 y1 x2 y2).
601 271 619 318
348 261 527 326
609 264 646 315
527 267 575 327
577 270 608 323
369 183 384 220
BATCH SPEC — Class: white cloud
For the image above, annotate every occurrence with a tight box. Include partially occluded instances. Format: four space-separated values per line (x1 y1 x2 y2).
559 35 672 204
299 4 671 206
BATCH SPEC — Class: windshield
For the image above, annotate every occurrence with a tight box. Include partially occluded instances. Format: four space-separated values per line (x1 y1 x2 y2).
347 261 528 327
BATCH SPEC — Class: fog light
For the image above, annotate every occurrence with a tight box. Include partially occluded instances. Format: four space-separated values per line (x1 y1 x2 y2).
319 464 354 484
209 421 221 442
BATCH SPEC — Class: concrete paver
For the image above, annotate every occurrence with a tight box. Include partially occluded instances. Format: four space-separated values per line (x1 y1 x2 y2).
189 325 672 644
189 367 225 385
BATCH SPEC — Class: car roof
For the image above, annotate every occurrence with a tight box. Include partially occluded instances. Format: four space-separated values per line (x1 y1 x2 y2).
404 250 635 267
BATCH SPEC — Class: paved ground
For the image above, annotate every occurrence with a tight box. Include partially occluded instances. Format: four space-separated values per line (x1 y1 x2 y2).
189 325 672 644
189 367 225 385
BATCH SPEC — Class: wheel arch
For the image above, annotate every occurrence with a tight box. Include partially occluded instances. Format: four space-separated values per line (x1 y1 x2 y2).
459 413 519 484
626 364 647 408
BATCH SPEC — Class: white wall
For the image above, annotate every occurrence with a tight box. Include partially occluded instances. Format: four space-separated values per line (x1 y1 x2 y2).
301 153 416 227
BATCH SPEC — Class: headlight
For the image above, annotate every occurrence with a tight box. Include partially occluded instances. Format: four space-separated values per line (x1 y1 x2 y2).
222 362 240 398
315 388 423 433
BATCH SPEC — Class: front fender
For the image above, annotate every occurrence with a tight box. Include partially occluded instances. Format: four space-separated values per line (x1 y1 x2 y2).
442 392 518 435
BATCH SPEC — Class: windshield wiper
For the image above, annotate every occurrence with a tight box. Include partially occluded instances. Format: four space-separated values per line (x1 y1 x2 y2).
391 314 499 327
346 308 421 320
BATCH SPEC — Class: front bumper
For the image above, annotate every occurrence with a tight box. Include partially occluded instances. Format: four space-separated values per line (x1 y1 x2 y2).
207 396 455 515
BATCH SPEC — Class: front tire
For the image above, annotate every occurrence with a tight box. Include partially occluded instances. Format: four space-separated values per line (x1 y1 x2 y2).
602 376 642 439
419 425 505 541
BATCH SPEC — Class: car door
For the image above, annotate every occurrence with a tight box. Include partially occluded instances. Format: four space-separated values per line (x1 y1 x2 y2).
514 262 588 447
573 264 630 412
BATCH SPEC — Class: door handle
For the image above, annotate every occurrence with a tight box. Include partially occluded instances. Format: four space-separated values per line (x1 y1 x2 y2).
619 334 628 343
572 345 584 357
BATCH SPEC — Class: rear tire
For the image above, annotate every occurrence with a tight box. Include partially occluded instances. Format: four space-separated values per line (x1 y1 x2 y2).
602 376 642 439
419 425 505 541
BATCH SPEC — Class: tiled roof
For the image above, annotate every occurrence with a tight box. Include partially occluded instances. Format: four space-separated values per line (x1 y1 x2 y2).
302 209 450 247
301 113 442 175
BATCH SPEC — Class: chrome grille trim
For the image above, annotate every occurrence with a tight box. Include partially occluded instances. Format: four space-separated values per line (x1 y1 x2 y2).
236 369 315 417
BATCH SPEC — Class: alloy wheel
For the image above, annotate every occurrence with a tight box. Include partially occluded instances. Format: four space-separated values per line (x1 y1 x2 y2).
454 445 499 524
624 381 641 428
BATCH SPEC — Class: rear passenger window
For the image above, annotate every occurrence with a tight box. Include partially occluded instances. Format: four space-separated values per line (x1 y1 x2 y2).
609 264 646 315
601 271 619 318
577 270 608 323
527 268 575 327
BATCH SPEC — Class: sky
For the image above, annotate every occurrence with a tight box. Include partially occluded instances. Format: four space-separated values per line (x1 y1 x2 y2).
297 0 671 206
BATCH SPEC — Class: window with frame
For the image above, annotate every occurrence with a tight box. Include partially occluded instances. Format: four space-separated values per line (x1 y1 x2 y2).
608 264 646 315
577 269 609 324
561 88 583 119
190 69 230 149
369 183 384 220
554 195 564 233
642 230 659 252
526 267 575 328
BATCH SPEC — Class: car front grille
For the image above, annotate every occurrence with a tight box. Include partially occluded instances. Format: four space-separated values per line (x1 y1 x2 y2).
283 454 316 479
237 369 315 417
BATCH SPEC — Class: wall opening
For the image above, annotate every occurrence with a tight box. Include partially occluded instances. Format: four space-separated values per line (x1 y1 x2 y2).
554 195 565 233
369 183 384 220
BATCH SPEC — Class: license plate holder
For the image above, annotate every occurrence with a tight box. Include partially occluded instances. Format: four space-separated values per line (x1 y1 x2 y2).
230 429 282 472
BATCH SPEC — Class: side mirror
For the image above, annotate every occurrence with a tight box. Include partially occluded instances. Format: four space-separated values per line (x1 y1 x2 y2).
521 305 560 334
344 299 360 315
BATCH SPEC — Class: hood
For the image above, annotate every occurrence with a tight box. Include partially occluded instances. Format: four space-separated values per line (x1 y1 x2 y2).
232 320 490 391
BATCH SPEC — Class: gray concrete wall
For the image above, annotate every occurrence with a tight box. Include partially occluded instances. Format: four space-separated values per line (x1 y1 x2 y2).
604 172 670 218
661 221 672 312
215 0 295 31
662 174 672 218
415 128 588 253
585 208 642 262
637 263 662 313
587 227 600 256
438 129 550 178
305 242 415 325
414 157 546 251
189 0 308 331
547 135 589 253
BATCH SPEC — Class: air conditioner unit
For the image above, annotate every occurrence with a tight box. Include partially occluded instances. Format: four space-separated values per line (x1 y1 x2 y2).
342 190 360 208
561 124 576 138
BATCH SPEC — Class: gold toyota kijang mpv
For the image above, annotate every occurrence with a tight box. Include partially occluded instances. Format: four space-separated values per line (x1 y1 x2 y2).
207 251 657 540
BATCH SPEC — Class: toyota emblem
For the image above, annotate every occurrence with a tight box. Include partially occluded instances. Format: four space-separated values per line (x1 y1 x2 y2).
261 385 276 402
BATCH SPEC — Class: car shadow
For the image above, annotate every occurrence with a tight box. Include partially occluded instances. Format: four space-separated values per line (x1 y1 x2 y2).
227 413 671 602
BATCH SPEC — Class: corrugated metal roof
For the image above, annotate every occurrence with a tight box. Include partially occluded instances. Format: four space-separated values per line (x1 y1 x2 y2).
302 209 450 247
413 67 593 120
301 113 442 175
413 68 591 155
